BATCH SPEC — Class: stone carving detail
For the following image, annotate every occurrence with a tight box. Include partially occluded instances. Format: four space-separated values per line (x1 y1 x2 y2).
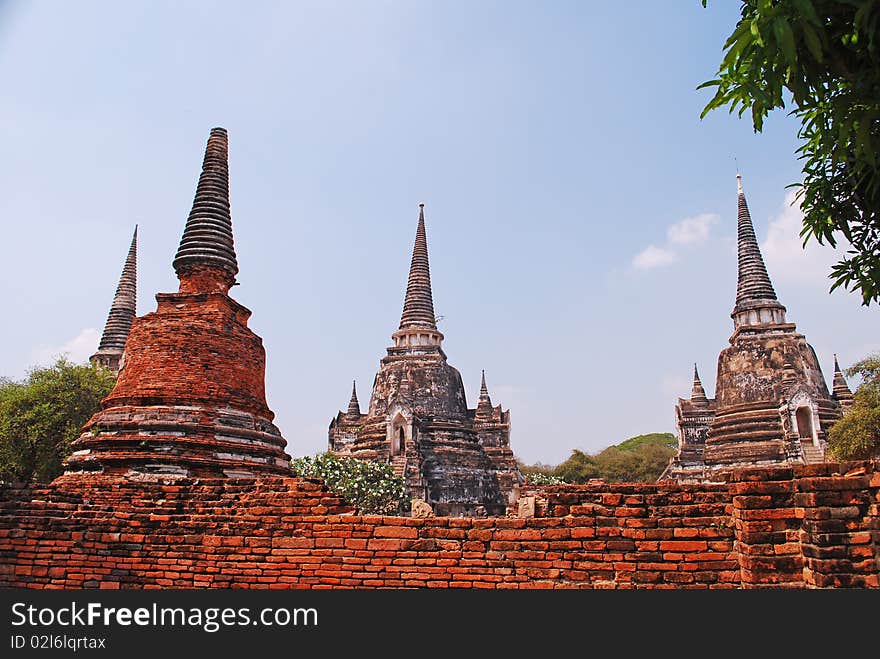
410 499 434 518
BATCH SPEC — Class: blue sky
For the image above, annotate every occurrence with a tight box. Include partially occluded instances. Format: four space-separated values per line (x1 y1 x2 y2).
0 1 877 464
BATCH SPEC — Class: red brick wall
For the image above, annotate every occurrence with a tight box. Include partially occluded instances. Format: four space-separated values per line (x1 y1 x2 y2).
0 462 876 589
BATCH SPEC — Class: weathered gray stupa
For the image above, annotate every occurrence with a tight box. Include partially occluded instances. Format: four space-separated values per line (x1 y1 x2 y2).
329 204 520 515
663 175 851 482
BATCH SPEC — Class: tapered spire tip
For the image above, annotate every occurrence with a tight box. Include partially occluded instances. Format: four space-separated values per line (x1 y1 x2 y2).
172 127 238 290
398 203 437 330
346 380 361 417
476 369 493 416
690 363 708 404
91 226 138 370
732 170 785 324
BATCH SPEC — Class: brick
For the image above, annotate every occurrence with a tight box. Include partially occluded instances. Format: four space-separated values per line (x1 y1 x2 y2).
374 527 418 539
659 540 708 552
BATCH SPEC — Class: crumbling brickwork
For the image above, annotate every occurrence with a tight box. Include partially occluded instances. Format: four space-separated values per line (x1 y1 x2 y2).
729 462 879 588
1 461 876 589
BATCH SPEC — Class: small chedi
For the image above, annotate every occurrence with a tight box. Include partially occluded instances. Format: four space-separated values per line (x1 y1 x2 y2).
663 175 853 482
328 204 520 515
89 226 138 374
66 128 292 478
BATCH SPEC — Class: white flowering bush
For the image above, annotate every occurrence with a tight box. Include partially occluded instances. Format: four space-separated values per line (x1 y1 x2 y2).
524 472 567 486
290 453 407 515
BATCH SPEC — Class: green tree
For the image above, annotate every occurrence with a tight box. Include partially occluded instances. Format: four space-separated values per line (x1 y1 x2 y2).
594 433 678 482
615 432 679 452
0 359 116 483
828 354 880 459
552 449 600 484
547 433 678 484
701 1 880 305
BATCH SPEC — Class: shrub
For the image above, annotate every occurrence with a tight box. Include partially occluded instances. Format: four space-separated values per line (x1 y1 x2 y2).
524 472 567 486
0 359 116 483
290 452 406 515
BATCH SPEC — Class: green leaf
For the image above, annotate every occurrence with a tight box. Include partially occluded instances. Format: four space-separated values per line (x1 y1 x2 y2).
773 17 797 67
749 18 765 47
791 0 820 26
800 22 824 61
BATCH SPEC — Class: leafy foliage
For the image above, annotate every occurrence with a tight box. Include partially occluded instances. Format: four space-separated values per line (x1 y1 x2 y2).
0 359 116 483
552 449 600 484
701 0 880 305
290 452 407 515
615 432 679 452
828 354 880 459
520 433 678 484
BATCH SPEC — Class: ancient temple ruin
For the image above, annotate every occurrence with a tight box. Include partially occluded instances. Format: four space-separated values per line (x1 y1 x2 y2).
66 128 292 478
329 204 520 515
90 226 138 373
663 175 851 482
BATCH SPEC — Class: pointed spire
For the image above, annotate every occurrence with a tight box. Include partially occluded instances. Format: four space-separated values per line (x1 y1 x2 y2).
91 226 138 371
347 380 361 418
172 127 238 289
733 174 784 317
399 203 436 330
832 354 854 407
476 369 495 418
691 363 708 405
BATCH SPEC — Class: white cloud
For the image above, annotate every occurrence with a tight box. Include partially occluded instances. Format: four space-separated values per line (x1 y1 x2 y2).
31 328 100 367
632 245 677 270
631 212 719 271
667 213 720 246
761 190 842 287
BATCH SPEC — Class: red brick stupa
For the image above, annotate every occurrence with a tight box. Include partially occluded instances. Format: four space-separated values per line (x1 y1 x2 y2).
66 128 292 478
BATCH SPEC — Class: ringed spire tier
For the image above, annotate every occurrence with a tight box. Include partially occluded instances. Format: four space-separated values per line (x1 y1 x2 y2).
400 203 436 329
732 174 787 330
90 226 138 373
391 203 444 352
172 127 239 292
